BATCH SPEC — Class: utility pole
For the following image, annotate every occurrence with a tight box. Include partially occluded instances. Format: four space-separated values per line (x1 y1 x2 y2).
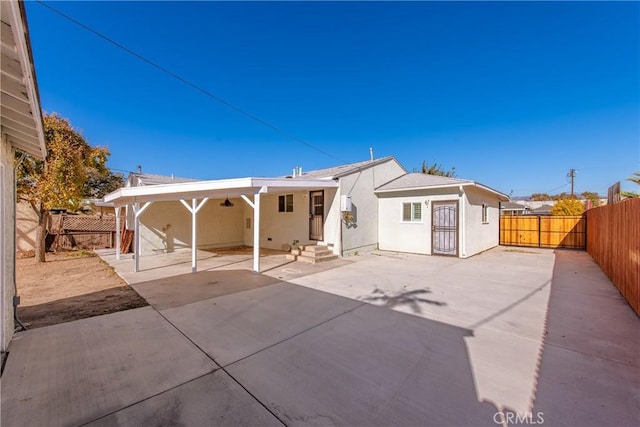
567 168 576 196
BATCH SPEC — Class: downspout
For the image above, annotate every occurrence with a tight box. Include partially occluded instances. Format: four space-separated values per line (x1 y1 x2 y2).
13 153 27 332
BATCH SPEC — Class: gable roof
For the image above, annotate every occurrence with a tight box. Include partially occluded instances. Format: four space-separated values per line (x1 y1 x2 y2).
127 172 197 186
286 157 403 180
375 173 470 191
375 172 508 200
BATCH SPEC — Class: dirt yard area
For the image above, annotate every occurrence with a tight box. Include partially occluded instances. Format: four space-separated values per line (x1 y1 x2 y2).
16 251 147 329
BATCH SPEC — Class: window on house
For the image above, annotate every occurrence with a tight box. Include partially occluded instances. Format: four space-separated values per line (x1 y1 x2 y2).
482 204 489 223
278 194 294 212
402 202 422 222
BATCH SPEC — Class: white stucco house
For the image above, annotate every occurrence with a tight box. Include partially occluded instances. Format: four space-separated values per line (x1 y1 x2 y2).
105 157 408 272
1 0 47 354
105 156 508 273
376 173 508 258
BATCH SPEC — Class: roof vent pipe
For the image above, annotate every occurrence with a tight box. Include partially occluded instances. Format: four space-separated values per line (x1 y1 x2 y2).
369 147 374 161
298 166 303 176
292 168 297 177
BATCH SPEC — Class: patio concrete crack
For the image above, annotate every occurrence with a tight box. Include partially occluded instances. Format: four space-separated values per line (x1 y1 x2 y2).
468 279 551 330
155 309 288 426
222 301 369 370
77 371 216 426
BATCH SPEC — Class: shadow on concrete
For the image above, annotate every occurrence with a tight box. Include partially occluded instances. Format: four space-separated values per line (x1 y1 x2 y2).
18 287 148 329
132 269 282 310
221 288 497 426
362 287 446 314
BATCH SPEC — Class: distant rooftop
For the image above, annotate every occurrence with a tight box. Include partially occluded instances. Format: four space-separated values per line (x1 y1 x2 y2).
128 172 197 186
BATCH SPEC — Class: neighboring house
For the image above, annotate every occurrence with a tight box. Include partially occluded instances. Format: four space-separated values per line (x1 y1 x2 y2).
104 157 507 272
1 0 47 353
529 204 554 216
376 173 508 258
500 201 528 216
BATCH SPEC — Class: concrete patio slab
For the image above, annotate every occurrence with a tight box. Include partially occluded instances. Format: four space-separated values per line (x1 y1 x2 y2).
87 371 281 427
160 282 363 366
282 247 555 414
226 302 498 426
533 250 640 426
541 250 639 367
132 269 281 310
1 307 217 427
96 248 295 285
5 246 636 427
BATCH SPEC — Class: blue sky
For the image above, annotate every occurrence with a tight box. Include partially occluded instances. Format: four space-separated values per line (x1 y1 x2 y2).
25 1 639 197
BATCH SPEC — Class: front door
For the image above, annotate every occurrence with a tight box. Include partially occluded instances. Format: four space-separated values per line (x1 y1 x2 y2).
432 201 458 256
309 191 324 241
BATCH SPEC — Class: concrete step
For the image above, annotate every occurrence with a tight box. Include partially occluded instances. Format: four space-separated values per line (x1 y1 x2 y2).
301 249 333 258
297 254 339 264
285 254 297 261
299 244 319 252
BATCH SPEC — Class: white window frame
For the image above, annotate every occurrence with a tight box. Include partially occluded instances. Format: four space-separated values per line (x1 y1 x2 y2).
278 194 294 213
482 203 489 224
402 202 423 223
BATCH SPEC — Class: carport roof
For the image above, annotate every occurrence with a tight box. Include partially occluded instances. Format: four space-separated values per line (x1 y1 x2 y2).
103 176 338 206
375 173 508 200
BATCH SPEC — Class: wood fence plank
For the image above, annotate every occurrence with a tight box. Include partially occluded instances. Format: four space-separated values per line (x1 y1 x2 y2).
500 215 585 249
586 198 639 316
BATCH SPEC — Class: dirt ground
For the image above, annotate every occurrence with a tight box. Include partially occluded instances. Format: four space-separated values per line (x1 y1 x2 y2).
16 251 147 329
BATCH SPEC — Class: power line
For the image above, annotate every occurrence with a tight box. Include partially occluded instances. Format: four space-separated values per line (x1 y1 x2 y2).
542 182 570 194
34 0 349 165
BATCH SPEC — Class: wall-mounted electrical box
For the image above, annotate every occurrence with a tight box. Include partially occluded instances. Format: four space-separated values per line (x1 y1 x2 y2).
340 195 352 212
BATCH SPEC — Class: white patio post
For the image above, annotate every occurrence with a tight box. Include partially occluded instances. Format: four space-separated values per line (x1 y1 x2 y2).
253 191 261 273
240 189 265 274
133 201 152 272
253 187 266 274
115 206 121 260
192 199 197 272
180 198 209 273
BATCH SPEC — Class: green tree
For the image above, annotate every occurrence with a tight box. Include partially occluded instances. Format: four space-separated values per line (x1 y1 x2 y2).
531 193 551 201
551 198 585 216
621 171 640 199
420 161 456 177
16 113 119 261
581 191 601 207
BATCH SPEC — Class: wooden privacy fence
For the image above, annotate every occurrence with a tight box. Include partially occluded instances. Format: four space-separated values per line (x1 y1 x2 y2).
499 215 586 249
585 198 639 315
47 214 116 250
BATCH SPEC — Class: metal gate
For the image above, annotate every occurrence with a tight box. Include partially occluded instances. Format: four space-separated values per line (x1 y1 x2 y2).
432 201 458 256
309 190 324 240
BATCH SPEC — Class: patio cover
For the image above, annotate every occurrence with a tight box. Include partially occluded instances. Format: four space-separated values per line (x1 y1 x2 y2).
103 177 338 273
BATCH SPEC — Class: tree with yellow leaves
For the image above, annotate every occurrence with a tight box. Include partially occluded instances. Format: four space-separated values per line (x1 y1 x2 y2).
16 113 122 262
551 198 585 216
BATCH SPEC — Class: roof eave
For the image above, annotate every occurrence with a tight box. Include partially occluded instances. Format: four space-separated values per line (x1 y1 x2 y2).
2 1 46 159
103 177 338 206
